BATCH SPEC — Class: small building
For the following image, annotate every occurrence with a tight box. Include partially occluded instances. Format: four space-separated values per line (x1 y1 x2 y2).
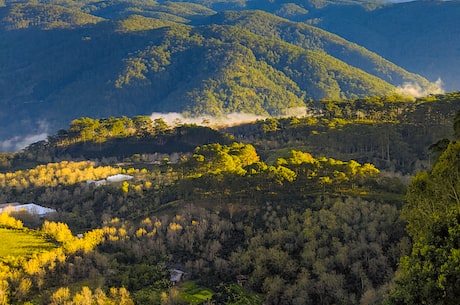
106 174 133 183
86 174 133 186
236 275 248 286
0 203 56 217
170 269 185 285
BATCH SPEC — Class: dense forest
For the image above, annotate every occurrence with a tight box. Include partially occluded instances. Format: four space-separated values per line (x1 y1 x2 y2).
1 0 445 144
0 92 459 304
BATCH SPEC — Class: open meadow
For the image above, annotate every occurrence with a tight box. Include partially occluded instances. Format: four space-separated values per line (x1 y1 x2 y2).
0 228 55 260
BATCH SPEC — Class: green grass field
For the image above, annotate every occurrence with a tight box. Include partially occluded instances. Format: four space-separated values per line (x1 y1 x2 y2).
0 228 56 260
179 281 213 305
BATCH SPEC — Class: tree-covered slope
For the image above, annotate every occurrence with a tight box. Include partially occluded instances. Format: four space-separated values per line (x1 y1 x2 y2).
3 0 458 91
311 0 460 92
115 24 403 112
146 0 386 11
147 0 460 92
201 10 431 89
1 3 104 29
0 0 435 149
1 0 217 22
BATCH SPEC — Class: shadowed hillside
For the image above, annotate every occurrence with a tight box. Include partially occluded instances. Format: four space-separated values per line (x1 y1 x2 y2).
0 0 439 148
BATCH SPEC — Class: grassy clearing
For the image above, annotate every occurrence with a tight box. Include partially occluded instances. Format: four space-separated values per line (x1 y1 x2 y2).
179 281 213 305
0 228 56 260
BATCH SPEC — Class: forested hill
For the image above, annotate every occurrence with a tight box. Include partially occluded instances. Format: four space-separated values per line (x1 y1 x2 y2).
312 0 460 92
1 92 460 304
200 10 429 88
3 92 459 176
134 0 460 92
0 0 435 147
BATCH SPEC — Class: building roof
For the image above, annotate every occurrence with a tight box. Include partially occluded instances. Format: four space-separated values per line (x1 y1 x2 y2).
106 174 133 183
170 269 185 283
0 203 56 217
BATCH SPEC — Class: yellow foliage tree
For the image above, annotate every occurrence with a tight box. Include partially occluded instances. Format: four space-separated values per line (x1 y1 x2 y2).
41 221 74 244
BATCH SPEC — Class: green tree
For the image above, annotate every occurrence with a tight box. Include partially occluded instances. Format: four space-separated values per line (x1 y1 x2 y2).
153 118 169 136
404 141 460 240
389 211 460 305
216 283 262 305
390 127 460 304
192 143 259 175
133 116 153 137
286 150 316 165
69 117 99 142
228 142 260 167
261 118 279 133
105 117 128 138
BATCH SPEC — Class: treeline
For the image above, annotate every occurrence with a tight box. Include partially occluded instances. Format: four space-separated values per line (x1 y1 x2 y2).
178 144 388 203
225 92 460 174
0 161 122 190
2 118 234 167
317 92 460 125
52 116 172 145
3 92 459 175
0 143 397 230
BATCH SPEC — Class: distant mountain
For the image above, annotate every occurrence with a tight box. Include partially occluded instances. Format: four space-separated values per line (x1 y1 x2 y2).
201 10 430 88
159 0 460 91
158 0 386 11
312 0 460 92
0 0 437 150
190 0 460 92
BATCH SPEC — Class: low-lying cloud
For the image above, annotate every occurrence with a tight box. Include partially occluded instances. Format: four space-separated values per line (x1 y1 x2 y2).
397 78 444 98
150 108 309 129
0 132 48 152
0 120 49 152
150 112 268 128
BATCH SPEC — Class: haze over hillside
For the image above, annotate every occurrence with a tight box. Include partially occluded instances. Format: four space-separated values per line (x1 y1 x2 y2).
0 0 455 150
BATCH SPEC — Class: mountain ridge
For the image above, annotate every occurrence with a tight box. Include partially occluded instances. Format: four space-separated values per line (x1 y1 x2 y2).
200 10 431 87
0 0 443 150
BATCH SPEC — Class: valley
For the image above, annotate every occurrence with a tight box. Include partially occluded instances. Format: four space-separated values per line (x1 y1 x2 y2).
1 0 460 304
